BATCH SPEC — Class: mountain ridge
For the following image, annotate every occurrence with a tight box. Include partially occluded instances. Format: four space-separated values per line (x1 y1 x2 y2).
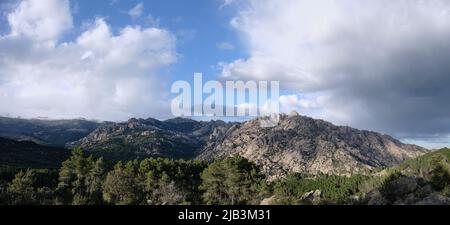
0 116 103 147
68 117 236 161
0 114 427 178
64 113 427 178
197 114 427 179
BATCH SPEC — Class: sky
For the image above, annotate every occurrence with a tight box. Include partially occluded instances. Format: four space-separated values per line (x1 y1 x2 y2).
1 0 450 149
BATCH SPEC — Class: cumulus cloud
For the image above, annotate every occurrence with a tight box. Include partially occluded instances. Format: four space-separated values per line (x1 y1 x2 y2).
7 0 73 43
128 2 144 19
221 0 450 144
0 0 177 121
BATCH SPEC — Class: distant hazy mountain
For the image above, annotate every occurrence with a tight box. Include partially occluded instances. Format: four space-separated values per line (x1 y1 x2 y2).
0 117 103 147
197 113 427 179
0 137 70 168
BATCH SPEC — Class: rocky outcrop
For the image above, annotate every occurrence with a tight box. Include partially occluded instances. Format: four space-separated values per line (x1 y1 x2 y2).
197 114 427 179
69 113 426 177
301 190 323 204
69 117 234 160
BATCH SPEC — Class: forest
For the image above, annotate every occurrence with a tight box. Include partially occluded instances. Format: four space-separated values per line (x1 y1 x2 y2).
1 148 449 205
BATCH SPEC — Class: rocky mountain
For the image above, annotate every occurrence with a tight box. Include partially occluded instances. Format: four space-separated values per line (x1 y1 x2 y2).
0 137 70 168
64 113 427 178
0 117 102 147
197 113 428 179
69 117 234 161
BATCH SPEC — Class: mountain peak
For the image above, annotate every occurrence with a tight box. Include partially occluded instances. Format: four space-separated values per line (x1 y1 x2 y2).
288 110 300 118
164 117 197 124
62 114 427 179
198 115 427 180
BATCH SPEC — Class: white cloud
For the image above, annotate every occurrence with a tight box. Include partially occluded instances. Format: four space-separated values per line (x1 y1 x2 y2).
221 0 450 139
128 2 144 19
278 94 329 119
217 41 235 50
7 0 73 44
0 0 177 121
279 95 325 111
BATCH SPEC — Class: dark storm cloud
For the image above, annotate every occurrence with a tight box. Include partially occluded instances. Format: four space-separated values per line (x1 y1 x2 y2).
221 0 450 146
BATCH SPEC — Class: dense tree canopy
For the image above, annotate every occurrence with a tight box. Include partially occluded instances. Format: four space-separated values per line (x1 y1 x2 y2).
273 173 368 204
200 156 267 205
56 147 106 205
1 148 450 205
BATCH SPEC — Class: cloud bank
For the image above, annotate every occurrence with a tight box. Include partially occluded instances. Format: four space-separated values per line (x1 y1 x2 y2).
222 0 450 143
0 0 177 121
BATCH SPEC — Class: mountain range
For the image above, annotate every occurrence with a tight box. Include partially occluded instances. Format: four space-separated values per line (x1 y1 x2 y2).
0 117 102 147
69 117 232 160
0 113 427 178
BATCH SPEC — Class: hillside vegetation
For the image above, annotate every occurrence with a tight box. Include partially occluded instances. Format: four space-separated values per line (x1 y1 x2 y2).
0 148 449 205
0 137 70 168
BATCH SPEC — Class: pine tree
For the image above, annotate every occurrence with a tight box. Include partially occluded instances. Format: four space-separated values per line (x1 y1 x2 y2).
56 147 105 205
7 170 36 205
102 161 143 205
200 156 266 205
85 157 107 204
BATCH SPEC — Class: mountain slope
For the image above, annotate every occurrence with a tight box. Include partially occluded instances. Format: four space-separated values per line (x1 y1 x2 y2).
197 113 427 179
0 117 102 147
360 148 450 205
69 118 234 161
0 137 70 168
67 114 426 177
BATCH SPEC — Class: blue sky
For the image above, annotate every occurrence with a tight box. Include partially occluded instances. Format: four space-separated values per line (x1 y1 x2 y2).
70 0 246 81
2 0 450 148
0 0 247 85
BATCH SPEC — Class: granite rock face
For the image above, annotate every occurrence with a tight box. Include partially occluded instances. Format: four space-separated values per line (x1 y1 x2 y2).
197 114 427 179
69 117 235 160
69 113 426 178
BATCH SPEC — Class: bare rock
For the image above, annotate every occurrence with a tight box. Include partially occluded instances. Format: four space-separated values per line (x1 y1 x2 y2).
198 114 427 179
